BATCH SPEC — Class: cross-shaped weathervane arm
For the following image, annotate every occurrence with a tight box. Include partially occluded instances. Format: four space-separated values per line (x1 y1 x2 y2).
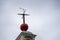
18 8 29 23
18 14 29 24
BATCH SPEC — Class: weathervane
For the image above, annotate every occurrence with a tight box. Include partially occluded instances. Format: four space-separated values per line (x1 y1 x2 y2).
18 8 29 23
18 8 29 31
16 8 37 40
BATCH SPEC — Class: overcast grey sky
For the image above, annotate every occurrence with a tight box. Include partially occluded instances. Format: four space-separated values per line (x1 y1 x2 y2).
0 0 60 40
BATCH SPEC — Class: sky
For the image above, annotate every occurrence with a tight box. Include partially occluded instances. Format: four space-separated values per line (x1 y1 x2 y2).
0 0 60 40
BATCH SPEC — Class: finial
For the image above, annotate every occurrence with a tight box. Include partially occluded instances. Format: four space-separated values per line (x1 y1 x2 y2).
18 8 29 31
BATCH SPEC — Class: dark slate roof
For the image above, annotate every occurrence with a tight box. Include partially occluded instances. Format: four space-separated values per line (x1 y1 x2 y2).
16 31 36 40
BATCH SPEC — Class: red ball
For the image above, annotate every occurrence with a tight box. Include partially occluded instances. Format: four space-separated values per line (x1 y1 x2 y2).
20 23 28 31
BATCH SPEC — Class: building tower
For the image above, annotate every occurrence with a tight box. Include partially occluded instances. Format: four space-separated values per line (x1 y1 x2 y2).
16 8 36 40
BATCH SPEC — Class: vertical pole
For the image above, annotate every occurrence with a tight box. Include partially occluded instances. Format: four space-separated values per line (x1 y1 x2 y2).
23 14 25 23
